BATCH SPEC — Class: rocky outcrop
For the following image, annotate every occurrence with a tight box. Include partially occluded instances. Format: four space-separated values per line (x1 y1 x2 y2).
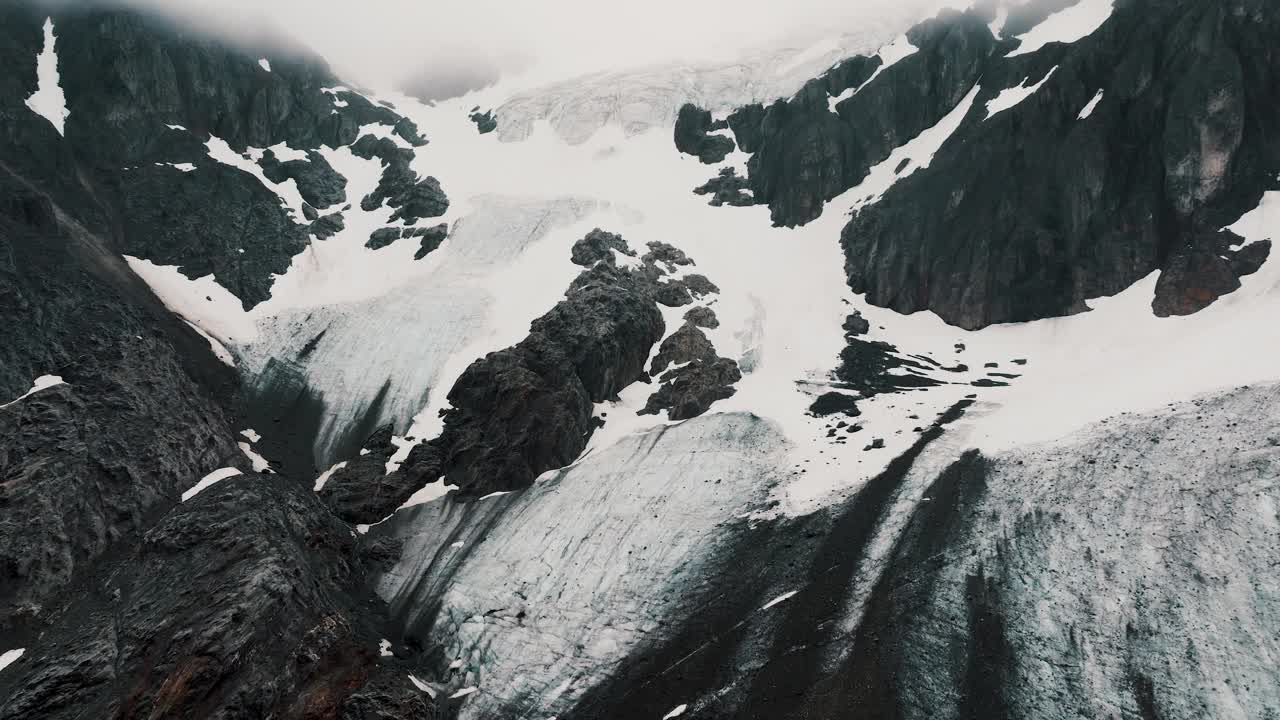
469 107 497 134
693 167 754 207
319 231 674 521
261 148 348 209
674 103 735 164
641 357 742 421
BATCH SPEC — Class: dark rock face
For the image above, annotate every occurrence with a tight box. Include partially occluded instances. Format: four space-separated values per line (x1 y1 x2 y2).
469 107 497 134
0 175 242 641
674 103 736 164
702 0 1279 328
0 475 435 720
838 0 1280 328
725 16 986 227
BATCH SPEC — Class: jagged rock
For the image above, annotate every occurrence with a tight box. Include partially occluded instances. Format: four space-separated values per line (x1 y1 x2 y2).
683 305 720 329
641 357 742 421
469 108 497 134
651 323 717 374
318 424 405 524
0 475 433 720
809 392 861 417
843 311 870 337
367 227 403 250
642 240 694 268
694 167 755 206
408 223 449 260
261 149 348 209
302 202 319 221
836 338 944 396
311 211 345 239
1153 237 1271 316
674 103 735 164
682 273 719 298
572 228 634 266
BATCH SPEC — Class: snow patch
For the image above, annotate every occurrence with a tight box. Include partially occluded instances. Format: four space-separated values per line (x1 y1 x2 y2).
1077 89 1104 119
662 704 689 719
1 375 65 409
379 638 392 657
1007 0 1114 57
238 442 271 472
313 461 347 492
408 674 438 697
847 82 981 211
241 428 262 443
985 67 1058 120
181 467 243 502
25 19 68 135
0 648 25 673
258 58 271 72
760 590 799 611
450 686 478 699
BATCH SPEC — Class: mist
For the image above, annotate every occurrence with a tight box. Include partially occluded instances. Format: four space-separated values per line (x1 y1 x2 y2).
104 0 960 98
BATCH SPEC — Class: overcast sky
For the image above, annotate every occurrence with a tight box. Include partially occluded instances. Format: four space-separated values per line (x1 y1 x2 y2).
118 0 953 98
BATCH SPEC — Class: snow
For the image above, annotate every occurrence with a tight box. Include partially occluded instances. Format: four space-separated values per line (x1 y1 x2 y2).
379 638 393 657
845 82 980 212
313 461 347 492
760 590 799 611
238 441 270 472
1077 89 1104 119
827 34 919 113
181 467 243 501
985 67 1058 119
124 255 259 348
989 6 1009 38
241 428 262 443
0 648 24 673
408 674 438 697
166 124 187 131
1 375 65 409
25 19 68 135
155 162 197 172
375 414 786 720
663 704 689 719
258 58 271 72
1007 0 1114 57
204 137 308 218
450 687 478 699
183 319 235 366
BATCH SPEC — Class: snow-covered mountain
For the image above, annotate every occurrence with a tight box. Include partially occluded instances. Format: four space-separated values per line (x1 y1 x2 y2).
1 0 1277 718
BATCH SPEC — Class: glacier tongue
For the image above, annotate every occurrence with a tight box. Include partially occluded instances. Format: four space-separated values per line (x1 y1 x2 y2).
371 413 790 719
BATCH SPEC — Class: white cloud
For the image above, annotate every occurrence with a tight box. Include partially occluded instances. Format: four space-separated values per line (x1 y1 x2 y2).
108 0 963 92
